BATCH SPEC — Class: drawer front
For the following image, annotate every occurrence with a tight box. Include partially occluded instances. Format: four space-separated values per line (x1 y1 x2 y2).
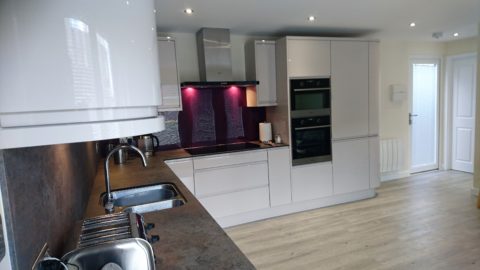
195 162 268 198
199 187 270 218
193 150 267 170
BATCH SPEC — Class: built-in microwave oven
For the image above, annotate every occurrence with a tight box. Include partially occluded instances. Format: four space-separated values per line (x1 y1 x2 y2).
290 78 330 118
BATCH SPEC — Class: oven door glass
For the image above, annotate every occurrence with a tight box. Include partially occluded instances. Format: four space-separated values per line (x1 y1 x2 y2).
293 90 330 111
292 125 331 163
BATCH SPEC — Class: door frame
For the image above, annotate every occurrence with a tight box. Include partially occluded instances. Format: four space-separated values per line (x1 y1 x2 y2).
443 53 477 171
409 57 441 173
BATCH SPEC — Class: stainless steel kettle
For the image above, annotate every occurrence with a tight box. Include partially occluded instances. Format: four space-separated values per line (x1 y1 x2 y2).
137 134 159 157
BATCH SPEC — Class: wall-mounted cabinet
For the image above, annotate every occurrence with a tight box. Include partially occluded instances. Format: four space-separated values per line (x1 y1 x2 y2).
157 37 182 111
0 0 164 149
245 40 277 106
287 38 331 78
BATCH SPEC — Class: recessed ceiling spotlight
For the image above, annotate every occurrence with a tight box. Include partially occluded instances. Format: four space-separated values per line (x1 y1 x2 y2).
308 16 315 22
453 32 459 37
184 8 194 15
409 22 416 27
166 36 172 40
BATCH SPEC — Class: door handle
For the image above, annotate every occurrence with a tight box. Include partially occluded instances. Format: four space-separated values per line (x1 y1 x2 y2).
409 113 418 125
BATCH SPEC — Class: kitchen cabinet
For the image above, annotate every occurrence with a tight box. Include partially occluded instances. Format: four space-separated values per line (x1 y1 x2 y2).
287 38 331 78
193 150 270 218
245 40 277 106
267 147 292 206
199 187 270 218
331 41 369 140
369 42 380 136
291 162 333 202
332 138 370 195
157 37 182 111
0 0 164 149
369 136 381 188
165 158 194 194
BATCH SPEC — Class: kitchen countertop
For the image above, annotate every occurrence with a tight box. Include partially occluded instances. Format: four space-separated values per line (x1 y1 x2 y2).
83 143 287 269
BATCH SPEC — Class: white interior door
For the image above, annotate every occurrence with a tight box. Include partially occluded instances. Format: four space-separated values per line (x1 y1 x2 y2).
451 55 477 173
410 59 440 173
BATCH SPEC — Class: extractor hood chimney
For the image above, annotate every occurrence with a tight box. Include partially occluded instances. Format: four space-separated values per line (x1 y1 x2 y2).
181 28 258 88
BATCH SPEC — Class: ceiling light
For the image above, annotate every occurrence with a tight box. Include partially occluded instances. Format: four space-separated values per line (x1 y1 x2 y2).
184 8 194 14
453 32 459 37
409 22 416 27
308 16 315 22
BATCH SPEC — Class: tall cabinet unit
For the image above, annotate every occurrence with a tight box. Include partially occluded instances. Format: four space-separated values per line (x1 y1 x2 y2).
287 38 331 77
157 37 182 111
245 40 277 106
331 40 380 194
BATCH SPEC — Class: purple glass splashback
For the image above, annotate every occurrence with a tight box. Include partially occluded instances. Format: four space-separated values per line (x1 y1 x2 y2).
178 86 266 147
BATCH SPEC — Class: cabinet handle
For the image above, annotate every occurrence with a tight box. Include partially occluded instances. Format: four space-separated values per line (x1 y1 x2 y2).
294 125 330 131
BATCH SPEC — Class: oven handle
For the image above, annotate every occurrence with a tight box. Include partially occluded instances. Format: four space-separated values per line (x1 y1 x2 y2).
293 87 330 92
294 125 330 131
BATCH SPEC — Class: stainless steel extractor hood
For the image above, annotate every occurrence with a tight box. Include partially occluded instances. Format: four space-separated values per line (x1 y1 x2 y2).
181 28 258 88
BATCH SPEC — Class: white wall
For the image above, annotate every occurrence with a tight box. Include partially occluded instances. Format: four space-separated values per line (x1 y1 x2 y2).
379 40 446 179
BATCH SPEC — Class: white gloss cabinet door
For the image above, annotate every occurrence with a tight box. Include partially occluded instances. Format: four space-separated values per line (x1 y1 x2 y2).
268 147 291 206
287 39 331 77
331 41 369 140
158 38 182 111
0 0 163 149
332 138 370 195
291 162 333 202
165 158 194 194
369 42 380 136
255 41 277 106
369 136 380 188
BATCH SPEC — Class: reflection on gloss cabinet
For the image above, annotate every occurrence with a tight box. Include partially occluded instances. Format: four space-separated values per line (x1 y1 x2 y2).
0 0 164 149
157 37 182 111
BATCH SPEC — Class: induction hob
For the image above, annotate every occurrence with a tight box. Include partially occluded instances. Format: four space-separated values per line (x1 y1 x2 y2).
185 142 261 156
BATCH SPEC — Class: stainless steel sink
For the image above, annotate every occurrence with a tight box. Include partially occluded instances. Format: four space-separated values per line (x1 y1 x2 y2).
62 238 155 270
101 183 186 214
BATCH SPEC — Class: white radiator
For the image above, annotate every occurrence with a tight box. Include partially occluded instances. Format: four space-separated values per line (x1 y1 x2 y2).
380 138 403 173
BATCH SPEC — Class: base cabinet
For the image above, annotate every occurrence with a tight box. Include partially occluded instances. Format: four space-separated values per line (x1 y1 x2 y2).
199 187 270 218
332 138 370 195
165 158 194 194
291 162 333 202
268 148 292 206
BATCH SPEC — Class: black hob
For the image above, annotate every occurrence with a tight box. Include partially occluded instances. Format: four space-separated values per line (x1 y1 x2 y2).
185 142 261 155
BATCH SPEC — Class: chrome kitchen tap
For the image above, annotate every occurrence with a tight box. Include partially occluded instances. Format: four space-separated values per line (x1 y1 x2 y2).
104 144 147 213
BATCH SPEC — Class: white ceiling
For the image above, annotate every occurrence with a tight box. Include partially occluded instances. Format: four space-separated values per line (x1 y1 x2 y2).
155 0 480 41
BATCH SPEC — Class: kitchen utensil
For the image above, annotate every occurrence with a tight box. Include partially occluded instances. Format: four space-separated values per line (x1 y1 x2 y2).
274 134 282 144
137 134 160 157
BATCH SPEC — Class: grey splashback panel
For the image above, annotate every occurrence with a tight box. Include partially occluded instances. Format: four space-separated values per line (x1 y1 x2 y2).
1 142 98 270
0 214 4 260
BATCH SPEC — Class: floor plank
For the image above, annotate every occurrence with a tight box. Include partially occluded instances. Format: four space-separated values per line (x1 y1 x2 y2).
226 170 480 270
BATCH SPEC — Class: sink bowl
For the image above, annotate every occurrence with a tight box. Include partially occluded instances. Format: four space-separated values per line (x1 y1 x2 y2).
101 183 186 214
62 238 155 270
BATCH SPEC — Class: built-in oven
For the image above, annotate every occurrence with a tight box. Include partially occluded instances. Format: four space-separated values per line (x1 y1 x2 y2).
290 77 330 118
291 115 332 166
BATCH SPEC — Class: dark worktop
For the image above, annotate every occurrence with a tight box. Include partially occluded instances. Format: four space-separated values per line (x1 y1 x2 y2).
84 148 258 269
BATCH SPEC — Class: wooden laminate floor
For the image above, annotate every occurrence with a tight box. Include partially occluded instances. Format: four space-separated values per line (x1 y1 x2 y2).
226 170 480 270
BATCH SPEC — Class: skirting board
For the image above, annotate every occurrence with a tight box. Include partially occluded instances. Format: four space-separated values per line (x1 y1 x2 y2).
471 187 479 197
381 170 410 182
217 189 376 228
